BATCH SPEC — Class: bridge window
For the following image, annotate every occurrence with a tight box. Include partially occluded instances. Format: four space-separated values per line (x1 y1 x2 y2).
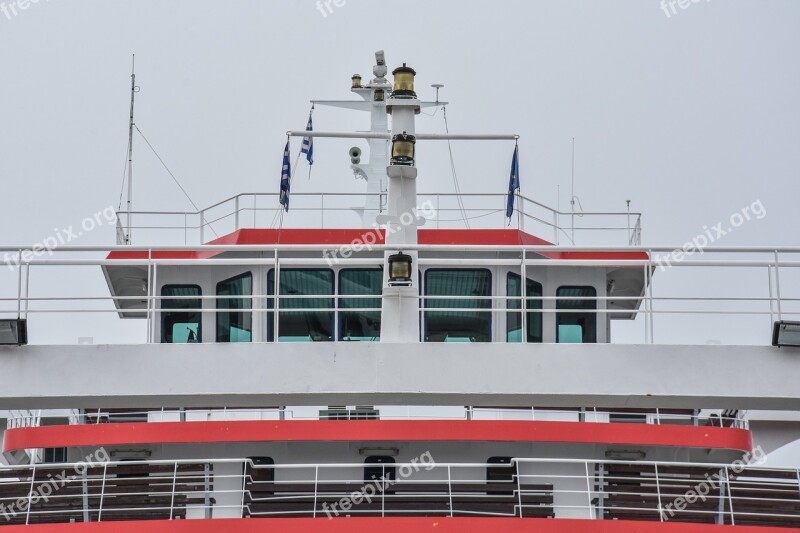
556 286 597 343
216 272 253 343
424 269 492 342
339 269 382 341
507 273 543 343
161 285 202 343
268 269 334 342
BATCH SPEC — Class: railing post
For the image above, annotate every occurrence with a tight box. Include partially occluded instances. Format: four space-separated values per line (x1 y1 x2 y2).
716 467 727 524
199 211 205 244
312 466 319 518
774 250 783 321
98 463 107 522
654 465 664 522
235 196 240 231
585 461 593 519
767 264 775 326
321 193 325 228
204 463 212 519
725 467 735 525
447 465 453 518
25 464 36 525
516 461 523 518
596 462 605 519
82 469 90 523
17 250 23 320
169 461 178 520
647 249 655 344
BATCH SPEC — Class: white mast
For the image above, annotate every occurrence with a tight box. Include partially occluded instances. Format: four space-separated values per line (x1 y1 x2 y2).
313 51 441 227
125 55 137 244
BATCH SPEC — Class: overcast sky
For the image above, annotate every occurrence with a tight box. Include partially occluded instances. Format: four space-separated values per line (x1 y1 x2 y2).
1 0 800 466
0 1 798 346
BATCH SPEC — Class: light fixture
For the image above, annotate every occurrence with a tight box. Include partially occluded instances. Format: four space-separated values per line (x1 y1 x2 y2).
351 74 362 89
374 89 385 102
110 449 153 459
0 319 27 346
359 447 399 457
390 132 416 166
388 252 412 286
391 63 416 98
605 450 646 460
773 321 800 347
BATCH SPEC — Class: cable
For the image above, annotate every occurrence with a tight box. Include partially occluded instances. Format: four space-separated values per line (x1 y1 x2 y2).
134 125 218 238
442 106 470 229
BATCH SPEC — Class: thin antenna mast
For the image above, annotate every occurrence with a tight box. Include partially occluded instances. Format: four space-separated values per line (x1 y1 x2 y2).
126 55 138 244
570 137 575 244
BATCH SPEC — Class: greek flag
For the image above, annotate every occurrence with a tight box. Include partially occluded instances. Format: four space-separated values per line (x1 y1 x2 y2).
505 144 520 220
279 141 291 212
300 112 314 165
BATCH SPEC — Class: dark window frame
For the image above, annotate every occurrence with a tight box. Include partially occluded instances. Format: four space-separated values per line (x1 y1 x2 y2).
267 268 335 342
556 285 598 344
506 272 543 343
423 268 493 343
338 268 383 342
216 272 253 343
161 284 202 344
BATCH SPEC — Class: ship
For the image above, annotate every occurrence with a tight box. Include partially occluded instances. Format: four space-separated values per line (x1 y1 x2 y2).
1 50 800 532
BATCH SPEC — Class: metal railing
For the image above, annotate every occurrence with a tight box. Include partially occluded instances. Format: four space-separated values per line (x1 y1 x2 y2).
114 192 642 246
0 457 796 526
5 407 748 430
1 244 798 346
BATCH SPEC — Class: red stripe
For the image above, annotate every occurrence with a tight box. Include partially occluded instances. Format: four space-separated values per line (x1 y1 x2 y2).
2 420 752 453
106 229 648 261
0 517 786 532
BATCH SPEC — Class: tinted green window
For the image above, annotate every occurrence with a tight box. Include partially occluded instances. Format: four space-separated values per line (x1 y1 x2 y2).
424 269 492 342
161 285 201 343
339 269 382 341
557 286 597 343
268 269 334 342
507 273 543 343
216 272 253 343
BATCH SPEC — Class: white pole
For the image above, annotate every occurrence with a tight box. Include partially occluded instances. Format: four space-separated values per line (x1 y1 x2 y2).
126 55 137 244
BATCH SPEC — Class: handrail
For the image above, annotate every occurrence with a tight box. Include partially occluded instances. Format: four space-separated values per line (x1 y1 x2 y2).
0 456 795 526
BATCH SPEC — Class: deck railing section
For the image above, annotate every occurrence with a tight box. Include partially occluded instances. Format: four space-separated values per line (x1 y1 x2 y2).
0 245 797 346
114 192 642 247
0 458 796 526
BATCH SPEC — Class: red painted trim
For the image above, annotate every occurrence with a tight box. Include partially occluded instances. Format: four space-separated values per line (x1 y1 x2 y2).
2 420 752 453
0 517 788 532
106 229 648 262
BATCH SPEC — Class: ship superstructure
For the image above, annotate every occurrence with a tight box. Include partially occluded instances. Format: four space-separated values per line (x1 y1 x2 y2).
1 51 800 532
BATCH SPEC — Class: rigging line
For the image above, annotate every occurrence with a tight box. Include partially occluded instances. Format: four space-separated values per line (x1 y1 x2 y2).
116 145 131 211
134 125 219 239
441 105 470 229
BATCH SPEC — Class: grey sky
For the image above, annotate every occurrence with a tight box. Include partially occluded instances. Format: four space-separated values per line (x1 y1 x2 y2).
0 0 798 345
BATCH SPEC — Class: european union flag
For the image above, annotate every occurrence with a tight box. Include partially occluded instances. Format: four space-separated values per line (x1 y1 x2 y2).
300 112 314 165
279 141 291 212
506 144 520 220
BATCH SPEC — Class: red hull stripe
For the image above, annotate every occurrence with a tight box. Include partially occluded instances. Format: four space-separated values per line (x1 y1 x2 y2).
2 420 752 453
0 517 786 532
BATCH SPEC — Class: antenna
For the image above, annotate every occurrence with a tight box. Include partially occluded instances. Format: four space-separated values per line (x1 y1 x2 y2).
125 55 139 244
570 137 575 244
431 83 444 104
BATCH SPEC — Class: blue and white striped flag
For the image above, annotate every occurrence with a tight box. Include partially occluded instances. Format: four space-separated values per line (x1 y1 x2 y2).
279 141 291 212
300 112 314 165
506 144 520 220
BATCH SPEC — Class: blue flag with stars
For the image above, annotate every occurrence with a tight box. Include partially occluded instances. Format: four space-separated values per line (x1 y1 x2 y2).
279 140 291 212
506 144 520 220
